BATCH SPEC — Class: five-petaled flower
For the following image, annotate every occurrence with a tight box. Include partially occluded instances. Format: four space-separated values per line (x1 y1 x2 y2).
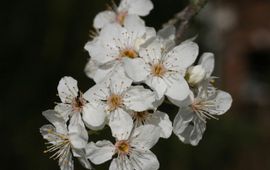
40 110 91 170
93 0 153 29
85 15 155 83
173 87 232 146
84 74 156 135
86 124 160 170
124 39 198 102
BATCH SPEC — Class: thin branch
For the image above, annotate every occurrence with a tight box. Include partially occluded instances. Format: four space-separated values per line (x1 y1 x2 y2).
164 0 208 42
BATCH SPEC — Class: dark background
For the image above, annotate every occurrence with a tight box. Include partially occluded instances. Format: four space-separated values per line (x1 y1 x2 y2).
1 0 270 169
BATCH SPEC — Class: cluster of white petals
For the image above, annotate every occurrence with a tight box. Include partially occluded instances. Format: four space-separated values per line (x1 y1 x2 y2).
40 0 232 170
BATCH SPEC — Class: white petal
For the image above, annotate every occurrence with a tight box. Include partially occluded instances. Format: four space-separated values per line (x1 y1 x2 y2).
123 58 149 82
165 41 198 70
93 62 121 83
57 76 78 103
82 103 106 130
99 23 123 51
139 40 162 63
173 109 206 146
189 117 206 146
86 140 115 165
54 103 72 122
40 124 59 142
122 0 154 16
84 38 117 65
87 24 123 65
42 110 67 134
130 150 159 170
145 76 167 100
152 96 164 108
68 113 88 149
168 90 193 107
78 156 92 169
124 15 145 38
109 72 132 95
131 125 160 150
124 86 155 111
148 111 173 138
109 157 133 170
198 52 215 78
173 107 194 136
84 59 99 80
59 151 74 170
109 108 133 140
209 90 232 115
145 27 156 40
157 26 176 52
165 77 190 101
84 83 109 101
157 25 176 40
93 11 116 29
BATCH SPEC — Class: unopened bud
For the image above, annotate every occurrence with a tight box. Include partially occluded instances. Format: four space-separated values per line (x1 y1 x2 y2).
186 65 206 86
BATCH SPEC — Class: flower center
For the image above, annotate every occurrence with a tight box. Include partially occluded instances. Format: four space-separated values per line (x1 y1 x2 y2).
151 63 167 77
120 48 138 59
191 100 218 122
132 111 150 123
116 11 128 25
107 94 123 111
115 140 130 155
71 92 86 112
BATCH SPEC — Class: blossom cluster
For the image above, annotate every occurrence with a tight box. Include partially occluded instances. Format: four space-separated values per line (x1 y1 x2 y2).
40 0 232 170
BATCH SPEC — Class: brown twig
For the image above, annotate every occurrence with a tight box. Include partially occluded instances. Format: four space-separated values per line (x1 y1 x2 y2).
164 0 208 42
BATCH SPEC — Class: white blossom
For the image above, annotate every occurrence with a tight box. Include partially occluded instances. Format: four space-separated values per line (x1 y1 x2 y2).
124 39 198 101
84 75 156 136
86 124 160 170
85 15 156 83
93 0 153 29
55 76 106 130
40 110 91 170
173 88 232 146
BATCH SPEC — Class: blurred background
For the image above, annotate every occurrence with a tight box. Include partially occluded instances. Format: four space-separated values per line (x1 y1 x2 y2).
1 0 270 169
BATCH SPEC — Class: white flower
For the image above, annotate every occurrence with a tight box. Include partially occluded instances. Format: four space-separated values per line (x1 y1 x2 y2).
131 110 173 138
124 39 198 101
40 110 91 170
55 76 106 130
85 124 160 170
84 74 156 136
93 0 153 29
173 88 232 146
85 15 156 83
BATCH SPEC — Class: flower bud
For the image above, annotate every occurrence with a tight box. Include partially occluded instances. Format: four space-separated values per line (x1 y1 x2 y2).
186 65 206 86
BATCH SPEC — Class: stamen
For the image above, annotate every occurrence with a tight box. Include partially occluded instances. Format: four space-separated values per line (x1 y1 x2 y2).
107 94 123 111
116 11 128 25
132 111 151 126
191 99 218 123
71 91 86 112
44 138 70 161
115 140 131 156
120 48 138 59
151 63 167 77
